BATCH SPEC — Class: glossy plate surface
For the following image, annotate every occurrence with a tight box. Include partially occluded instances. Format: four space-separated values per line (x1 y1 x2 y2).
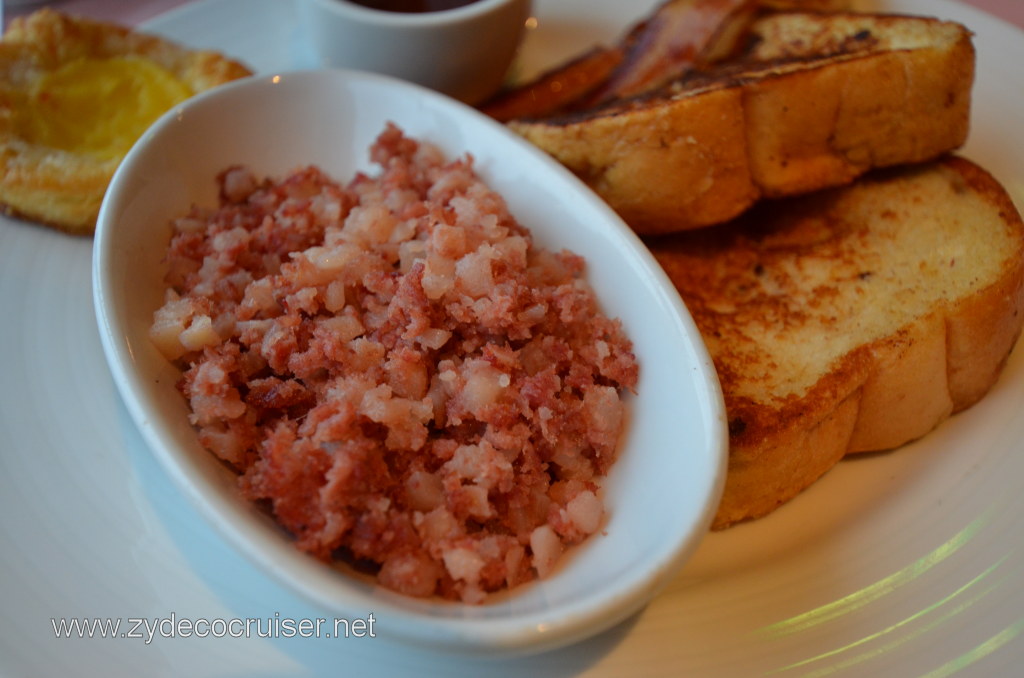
1 0 1023 675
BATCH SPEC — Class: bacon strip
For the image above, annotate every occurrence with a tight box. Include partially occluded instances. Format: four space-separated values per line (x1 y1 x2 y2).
479 0 858 122
582 0 753 106
480 0 760 121
479 47 623 122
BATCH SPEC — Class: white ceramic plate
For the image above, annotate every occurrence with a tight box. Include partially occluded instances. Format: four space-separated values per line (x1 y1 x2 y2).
1 0 1022 675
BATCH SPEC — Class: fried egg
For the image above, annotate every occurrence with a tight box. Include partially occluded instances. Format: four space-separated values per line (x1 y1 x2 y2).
0 9 252 234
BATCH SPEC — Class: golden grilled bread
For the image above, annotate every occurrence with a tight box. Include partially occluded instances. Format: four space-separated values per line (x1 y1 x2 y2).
508 11 974 234
648 156 1024 527
0 9 252 234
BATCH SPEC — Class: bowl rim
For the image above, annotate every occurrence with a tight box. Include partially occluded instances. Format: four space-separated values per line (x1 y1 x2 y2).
92 68 728 655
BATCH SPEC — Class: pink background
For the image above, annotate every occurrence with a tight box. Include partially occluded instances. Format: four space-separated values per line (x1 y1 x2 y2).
5 0 1024 30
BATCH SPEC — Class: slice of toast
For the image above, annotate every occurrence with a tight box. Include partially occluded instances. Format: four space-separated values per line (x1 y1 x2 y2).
509 12 974 235
647 156 1024 528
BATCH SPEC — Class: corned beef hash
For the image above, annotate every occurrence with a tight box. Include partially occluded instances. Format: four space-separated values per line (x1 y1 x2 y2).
149 124 638 603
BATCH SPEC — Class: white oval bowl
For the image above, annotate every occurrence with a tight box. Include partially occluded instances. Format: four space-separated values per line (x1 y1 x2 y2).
92 69 727 656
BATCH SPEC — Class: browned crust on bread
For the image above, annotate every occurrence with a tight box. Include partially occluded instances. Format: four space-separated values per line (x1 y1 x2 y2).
649 156 1024 527
510 14 975 234
0 9 252 235
742 27 975 201
940 159 1024 411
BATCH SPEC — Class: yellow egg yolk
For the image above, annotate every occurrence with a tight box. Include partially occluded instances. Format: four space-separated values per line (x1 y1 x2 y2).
20 55 191 160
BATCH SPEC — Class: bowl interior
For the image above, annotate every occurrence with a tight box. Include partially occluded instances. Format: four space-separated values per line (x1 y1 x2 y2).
93 70 727 654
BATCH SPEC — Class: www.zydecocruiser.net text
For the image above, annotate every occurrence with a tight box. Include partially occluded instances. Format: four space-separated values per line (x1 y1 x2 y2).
51 612 376 644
